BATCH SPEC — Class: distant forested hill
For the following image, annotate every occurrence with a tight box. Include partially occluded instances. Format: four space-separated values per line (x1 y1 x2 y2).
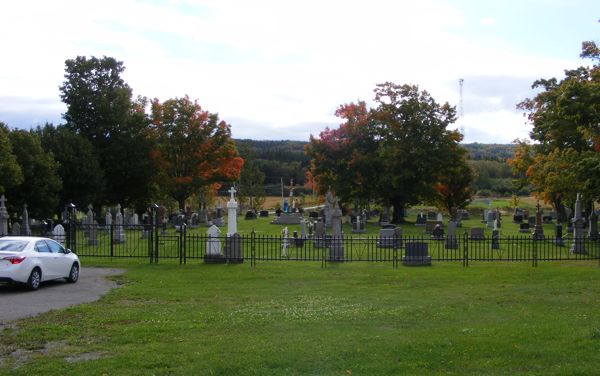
462 143 515 161
235 139 310 194
235 139 518 196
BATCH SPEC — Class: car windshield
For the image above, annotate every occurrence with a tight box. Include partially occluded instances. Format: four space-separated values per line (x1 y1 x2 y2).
0 239 29 253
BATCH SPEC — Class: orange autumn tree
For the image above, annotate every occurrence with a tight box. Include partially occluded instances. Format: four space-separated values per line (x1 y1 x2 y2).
150 96 243 210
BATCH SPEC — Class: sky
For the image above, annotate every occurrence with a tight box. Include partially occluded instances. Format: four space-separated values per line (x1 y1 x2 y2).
0 0 598 143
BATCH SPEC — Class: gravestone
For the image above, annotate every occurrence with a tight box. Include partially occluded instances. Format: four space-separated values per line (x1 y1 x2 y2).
445 221 458 249
470 227 485 240
324 189 335 227
214 204 224 227
21 204 31 236
352 215 366 234
281 227 290 257
486 211 495 229
402 242 431 266
224 233 243 263
532 202 544 240
53 224 66 246
307 221 314 238
313 221 328 248
377 228 402 248
436 213 443 222
88 220 98 246
587 211 598 240
527 216 536 227
204 225 225 263
259 210 269 217
570 193 586 254
427 211 437 221
113 204 126 243
459 209 470 220
491 229 500 249
11 222 21 236
105 211 112 232
174 214 185 233
226 187 238 236
495 209 501 228
554 223 564 246
245 210 257 220
0 195 8 236
379 207 391 226
415 212 427 226
431 224 444 240
308 211 319 219
519 222 530 233
328 207 344 261
425 220 442 234
523 209 530 219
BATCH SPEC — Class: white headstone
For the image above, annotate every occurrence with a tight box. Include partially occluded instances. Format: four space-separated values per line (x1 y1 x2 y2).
206 225 222 255
281 226 289 257
53 224 66 245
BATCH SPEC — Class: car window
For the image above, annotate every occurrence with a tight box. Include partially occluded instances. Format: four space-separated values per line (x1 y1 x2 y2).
0 240 28 252
35 240 51 253
45 240 66 254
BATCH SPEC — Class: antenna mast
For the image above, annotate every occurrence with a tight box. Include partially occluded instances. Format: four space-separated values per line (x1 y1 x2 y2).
458 78 465 138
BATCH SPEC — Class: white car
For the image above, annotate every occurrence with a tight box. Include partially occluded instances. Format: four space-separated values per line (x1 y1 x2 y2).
0 236 80 290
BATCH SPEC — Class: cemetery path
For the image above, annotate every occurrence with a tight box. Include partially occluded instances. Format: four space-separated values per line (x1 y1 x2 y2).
0 267 125 323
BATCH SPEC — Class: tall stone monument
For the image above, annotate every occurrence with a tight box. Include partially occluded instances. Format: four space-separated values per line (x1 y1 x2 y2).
21 204 31 236
226 186 238 236
0 195 9 236
570 193 585 254
328 205 344 261
532 201 544 240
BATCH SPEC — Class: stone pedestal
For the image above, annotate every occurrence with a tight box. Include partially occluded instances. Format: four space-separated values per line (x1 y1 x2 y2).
570 194 586 254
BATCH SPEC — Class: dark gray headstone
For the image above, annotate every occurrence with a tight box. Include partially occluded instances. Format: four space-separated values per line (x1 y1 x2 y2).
224 233 243 263
470 227 484 240
402 242 431 266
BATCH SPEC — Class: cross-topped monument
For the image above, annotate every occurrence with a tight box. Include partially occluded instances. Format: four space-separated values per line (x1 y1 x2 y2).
227 186 238 235
228 186 237 201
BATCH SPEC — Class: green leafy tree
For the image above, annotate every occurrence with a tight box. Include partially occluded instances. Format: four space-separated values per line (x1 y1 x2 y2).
516 39 600 213
371 83 464 223
150 96 243 210
238 145 266 212
59 57 157 207
307 84 472 223
36 123 104 209
6 130 62 218
0 122 23 194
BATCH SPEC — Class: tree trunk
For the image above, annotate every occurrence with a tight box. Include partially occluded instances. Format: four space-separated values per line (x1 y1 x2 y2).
391 200 406 224
554 199 567 223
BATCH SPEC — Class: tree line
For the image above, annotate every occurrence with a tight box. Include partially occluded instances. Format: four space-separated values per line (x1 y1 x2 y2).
0 56 242 218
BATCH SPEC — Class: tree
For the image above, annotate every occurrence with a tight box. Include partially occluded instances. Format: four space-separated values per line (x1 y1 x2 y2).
371 83 464 222
306 101 380 208
59 57 157 207
0 122 23 194
36 123 104 209
150 96 243 210
60 56 132 147
6 130 62 218
237 145 266 212
515 39 600 213
430 144 475 218
307 84 473 223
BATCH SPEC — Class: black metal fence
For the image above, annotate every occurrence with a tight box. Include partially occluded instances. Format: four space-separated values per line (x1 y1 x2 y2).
57 222 600 267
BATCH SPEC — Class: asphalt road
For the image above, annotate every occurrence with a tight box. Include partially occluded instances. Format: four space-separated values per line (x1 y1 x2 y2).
0 267 125 323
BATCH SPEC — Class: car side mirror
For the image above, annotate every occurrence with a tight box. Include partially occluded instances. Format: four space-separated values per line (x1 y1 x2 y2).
64 248 72 254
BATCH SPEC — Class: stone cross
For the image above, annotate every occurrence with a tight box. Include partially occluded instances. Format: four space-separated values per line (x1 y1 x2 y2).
228 187 237 201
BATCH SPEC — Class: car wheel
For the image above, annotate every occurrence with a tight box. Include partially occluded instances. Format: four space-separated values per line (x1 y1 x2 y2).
67 263 79 283
26 268 42 291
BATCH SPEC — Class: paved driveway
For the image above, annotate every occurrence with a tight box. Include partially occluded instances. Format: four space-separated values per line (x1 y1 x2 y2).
0 267 125 323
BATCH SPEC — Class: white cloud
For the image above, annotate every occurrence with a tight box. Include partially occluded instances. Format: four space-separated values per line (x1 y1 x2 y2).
0 0 586 140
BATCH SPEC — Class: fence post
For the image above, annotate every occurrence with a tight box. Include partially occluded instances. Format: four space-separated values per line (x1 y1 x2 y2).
463 232 469 267
180 223 187 265
531 235 538 267
393 233 398 269
251 229 256 268
109 224 114 258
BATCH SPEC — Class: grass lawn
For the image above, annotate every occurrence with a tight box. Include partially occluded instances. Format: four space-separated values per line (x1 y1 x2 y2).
1 260 600 375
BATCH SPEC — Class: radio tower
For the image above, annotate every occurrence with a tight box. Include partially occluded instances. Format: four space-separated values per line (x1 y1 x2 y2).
458 78 465 138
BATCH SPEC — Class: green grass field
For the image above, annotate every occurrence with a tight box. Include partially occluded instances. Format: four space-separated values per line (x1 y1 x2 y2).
2 260 600 375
